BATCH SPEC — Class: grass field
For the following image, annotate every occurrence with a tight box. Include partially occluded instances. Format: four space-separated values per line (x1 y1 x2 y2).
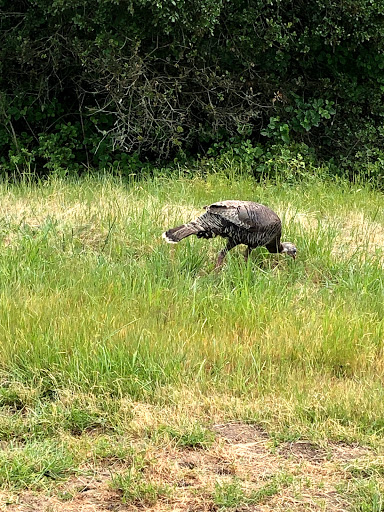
0 171 383 511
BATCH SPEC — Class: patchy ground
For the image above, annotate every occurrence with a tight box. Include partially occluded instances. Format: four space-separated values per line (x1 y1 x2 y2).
2 423 380 512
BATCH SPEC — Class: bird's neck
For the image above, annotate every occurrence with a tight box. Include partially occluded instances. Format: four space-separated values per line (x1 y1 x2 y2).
265 240 284 254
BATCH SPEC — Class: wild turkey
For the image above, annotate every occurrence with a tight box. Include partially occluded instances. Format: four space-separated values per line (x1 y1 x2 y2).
162 200 297 268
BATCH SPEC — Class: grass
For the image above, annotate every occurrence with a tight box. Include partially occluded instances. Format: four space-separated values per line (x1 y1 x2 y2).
109 448 171 505
156 423 216 448
341 478 384 512
0 440 77 491
0 170 383 509
214 473 293 508
111 469 172 506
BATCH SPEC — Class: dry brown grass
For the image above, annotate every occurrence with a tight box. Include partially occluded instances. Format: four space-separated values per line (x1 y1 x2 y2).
1 179 383 267
332 212 384 263
3 189 383 264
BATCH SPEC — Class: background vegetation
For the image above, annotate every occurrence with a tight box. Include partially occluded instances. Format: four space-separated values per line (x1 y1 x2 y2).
1 0 384 184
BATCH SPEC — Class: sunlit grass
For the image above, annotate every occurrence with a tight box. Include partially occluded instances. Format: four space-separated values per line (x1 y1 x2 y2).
0 172 383 503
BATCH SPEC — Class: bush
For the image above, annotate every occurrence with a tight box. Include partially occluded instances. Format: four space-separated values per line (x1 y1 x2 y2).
1 0 384 176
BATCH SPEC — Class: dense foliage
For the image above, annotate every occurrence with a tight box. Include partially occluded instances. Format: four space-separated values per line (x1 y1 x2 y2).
1 0 384 180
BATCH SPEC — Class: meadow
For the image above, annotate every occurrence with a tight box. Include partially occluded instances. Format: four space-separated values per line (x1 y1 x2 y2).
0 171 383 511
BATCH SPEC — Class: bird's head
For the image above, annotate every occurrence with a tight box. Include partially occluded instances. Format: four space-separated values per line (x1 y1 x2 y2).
281 242 297 260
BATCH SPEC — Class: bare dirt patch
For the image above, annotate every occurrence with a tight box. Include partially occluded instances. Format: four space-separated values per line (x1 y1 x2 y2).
212 422 269 445
1 423 378 512
330 442 373 463
277 440 329 464
3 469 124 512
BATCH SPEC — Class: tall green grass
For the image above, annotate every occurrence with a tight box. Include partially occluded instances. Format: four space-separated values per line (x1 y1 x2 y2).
0 173 383 443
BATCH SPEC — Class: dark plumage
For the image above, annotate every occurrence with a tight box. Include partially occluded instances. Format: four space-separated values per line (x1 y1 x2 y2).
162 200 297 267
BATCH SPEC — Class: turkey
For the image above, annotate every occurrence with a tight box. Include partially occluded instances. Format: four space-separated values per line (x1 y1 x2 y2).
162 200 297 268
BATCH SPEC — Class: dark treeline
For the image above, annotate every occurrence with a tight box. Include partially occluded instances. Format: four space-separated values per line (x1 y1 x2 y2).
1 0 384 179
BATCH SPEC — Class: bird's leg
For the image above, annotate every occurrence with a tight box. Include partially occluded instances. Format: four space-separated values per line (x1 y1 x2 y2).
244 246 252 263
215 240 236 269
216 251 226 269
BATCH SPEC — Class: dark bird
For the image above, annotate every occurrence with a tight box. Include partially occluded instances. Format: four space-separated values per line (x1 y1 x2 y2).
162 200 297 268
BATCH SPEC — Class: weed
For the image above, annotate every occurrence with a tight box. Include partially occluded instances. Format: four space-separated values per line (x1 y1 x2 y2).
214 473 293 508
346 478 384 512
214 478 245 508
62 405 108 435
110 451 171 506
0 383 37 410
0 440 77 490
157 423 215 449
91 436 136 462
112 472 172 505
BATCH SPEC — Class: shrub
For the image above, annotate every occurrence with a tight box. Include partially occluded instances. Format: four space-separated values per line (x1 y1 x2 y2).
1 0 384 176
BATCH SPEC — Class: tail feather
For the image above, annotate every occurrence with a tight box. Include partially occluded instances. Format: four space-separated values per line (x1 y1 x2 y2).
162 223 201 244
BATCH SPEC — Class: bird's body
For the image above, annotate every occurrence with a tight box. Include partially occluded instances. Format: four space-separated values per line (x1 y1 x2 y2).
163 200 297 267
